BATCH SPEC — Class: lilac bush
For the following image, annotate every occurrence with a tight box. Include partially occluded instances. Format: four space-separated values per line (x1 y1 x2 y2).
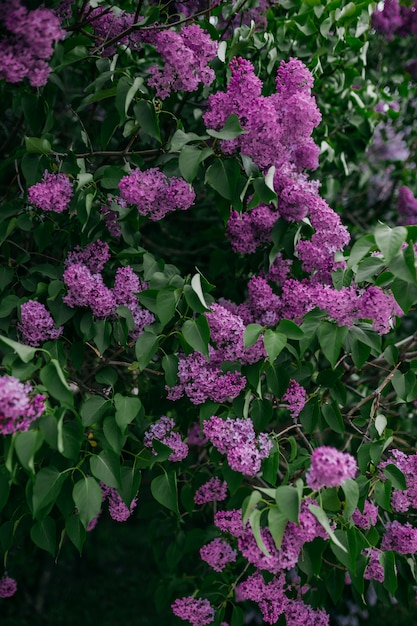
2 1 417 625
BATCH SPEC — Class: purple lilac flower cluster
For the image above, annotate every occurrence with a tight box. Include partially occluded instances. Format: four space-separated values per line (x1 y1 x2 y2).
379 449 417 513
306 446 358 490
194 477 227 505
28 172 74 213
282 380 307 418
363 548 384 583
147 24 217 99
119 167 195 221
372 0 417 40
19 301 63 347
144 415 188 462
63 241 154 336
0 574 17 598
398 186 417 225
205 57 321 172
0 375 45 435
171 596 215 626
226 205 279 254
214 509 244 537
86 5 142 57
200 538 237 572
238 501 328 573
100 483 138 522
166 349 246 405
0 0 65 86
352 500 379 530
381 520 417 554
99 200 123 237
203 416 272 476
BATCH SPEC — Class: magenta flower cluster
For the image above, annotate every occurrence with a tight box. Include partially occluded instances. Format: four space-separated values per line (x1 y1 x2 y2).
199 538 237 572
147 24 217 99
28 172 74 213
380 449 417 513
352 500 378 530
381 520 417 554
0 0 65 86
171 596 215 626
119 167 195 221
166 349 246 405
194 477 227 505
0 375 45 436
144 415 188 462
19 301 63 347
63 241 154 336
372 0 417 40
87 6 142 57
0 574 17 598
363 548 384 583
282 380 307 419
397 186 417 225
306 446 358 490
100 483 138 523
203 416 272 476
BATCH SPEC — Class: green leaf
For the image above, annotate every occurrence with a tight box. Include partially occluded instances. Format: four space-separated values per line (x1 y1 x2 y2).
178 145 202 183
73 477 102 529
383 464 407 490
156 288 178 327
0 473 10 513
347 234 375 268
0 335 38 363
30 517 56 556
119 465 141 508
80 396 111 427
389 244 417 285
206 114 247 140
150 471 179 515
205 158 242 202
190 273 210 311
135 331 158 370
65 514 86 554
114 393 142 434
182 317 210 357
341 478 359 519
268 507 288 550
374 223 407 264
275 485 300 523
33 467 66 518
381 550 398 594
134 100 161 143
276 319 304 339
308 504 347 552
263 330 286 363
90 450 121 489
249 508 270 557
24 136 52 154
318 322 348 368
162 354 178 387
93 319 112 355
244 324 263 348
103 416 126 454
321 402 345 435
355 257 386 283
391 278 417 313
242 490 262 525
40 361 74 407
15 430 44 473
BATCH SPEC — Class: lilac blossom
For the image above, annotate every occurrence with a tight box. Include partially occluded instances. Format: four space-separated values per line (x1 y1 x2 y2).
283 380 307 418
119 168 195 221
171 596 215 626
28 172 73 213
144 415 188 462
203 416 272 476
352 501 379 530
0 574 17 598
398 186 417 225
19 301 63 346
237 570 288 624
0 0 65 86
107 489 138 522
214 509 245 538
166 349 246 405
199 538 237 572
380 449 417 513
0 375 45 435
363 548 384 583
194 477 228 505
100 202 122 237
381 520 417 554
147 24 217 99
306 446 358 490
187 422 208 446
87 6 142 57
226 205 278 254
65 240 110 273
63 262 116 318
284 599 330 626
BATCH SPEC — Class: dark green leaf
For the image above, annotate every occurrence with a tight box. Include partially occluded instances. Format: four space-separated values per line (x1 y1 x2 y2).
150 471 179 515
182 317 210 357
30 517 56 556
73 476 102 529
90 450 121 490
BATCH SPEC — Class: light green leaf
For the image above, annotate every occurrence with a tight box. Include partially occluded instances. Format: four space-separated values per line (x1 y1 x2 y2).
73 477 102 529
263 330 286 363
